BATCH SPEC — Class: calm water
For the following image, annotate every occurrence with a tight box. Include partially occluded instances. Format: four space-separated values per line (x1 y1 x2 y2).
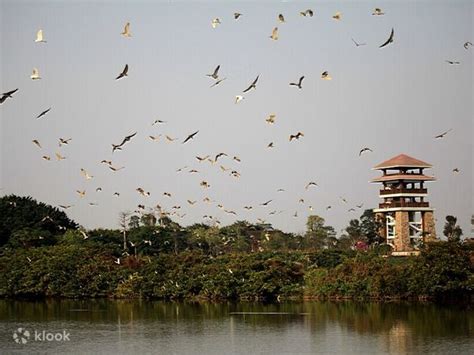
0 300 472 354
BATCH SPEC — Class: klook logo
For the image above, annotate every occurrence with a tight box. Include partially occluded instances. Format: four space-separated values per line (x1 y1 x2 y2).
12 328 70 344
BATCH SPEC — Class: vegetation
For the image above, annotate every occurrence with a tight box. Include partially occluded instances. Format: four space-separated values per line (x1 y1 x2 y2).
0 195 472 302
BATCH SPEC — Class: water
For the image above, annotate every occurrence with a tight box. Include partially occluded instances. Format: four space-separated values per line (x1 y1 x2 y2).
0 300 472 354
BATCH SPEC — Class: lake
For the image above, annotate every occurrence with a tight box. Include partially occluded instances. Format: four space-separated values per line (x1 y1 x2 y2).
0 300 472 354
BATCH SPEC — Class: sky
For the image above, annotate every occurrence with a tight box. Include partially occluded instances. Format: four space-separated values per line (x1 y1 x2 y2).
0 0 472 236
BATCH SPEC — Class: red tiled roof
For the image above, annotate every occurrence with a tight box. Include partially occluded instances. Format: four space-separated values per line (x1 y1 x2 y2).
371 174 436 183
373 154 432 170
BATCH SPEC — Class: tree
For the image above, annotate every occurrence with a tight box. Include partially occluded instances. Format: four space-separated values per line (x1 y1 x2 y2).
305 215 336 250
360 209 383 245
0 195 77 247
118 211 131 250
128 215 140 229
141 213 157 227
443 215 463 242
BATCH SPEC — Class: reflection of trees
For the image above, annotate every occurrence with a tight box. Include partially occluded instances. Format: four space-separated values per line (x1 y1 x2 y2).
0 300 472 339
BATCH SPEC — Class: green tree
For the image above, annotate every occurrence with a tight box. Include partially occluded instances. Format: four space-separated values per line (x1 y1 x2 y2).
305 215 336 250
0 195 77 247
360 209 383 245
443 215 463 242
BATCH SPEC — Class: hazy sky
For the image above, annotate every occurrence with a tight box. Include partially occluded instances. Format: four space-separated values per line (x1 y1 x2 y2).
0 0 472 236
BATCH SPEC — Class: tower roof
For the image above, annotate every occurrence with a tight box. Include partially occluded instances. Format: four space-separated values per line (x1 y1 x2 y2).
373 154 432 170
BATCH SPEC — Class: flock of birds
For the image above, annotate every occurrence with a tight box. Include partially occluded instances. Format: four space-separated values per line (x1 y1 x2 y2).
0 6 470 235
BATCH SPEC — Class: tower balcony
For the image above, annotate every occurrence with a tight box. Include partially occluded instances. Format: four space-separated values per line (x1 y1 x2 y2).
378 201 429 209
380 188 427 196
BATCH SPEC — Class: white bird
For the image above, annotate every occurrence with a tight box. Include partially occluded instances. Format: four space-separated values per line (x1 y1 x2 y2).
30 68 41 80
235 95 244 104
80 168 94 180
121 22 131 37
114 258 121 265
211 18 221 28
269 27 279 40
35 29 47 43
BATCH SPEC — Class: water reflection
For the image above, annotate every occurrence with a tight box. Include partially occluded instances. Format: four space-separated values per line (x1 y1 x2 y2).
0 300 472 354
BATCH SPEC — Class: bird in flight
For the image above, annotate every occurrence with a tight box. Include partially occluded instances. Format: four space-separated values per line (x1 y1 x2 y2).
243 75 259 93
305 182 318 189
121 22 131 37
200 181 210 188
289 132 304 141
163 192 172 197
32 139 42 148
300 9 314 17
321 71 332 80
0 88 19 105
445 60 460 65
235 95 244 104
55 152 66 161
35 29 47 43
96 187 102 192
464 41 472 50
260 200 273 206
59 205 73 209
278 14 285 23
348 208 356 212
233 156 241 162
289 76 304 89
267 142 274 148
210 78 226 88
332 11 342 20
37 107 51 119
372 8 385 16
59 138 72 147
351 38 366 47
76 190 86 198
42 155 51 161
109 166 125 172
206 65 220 79
80 168 94 180
101 160 112 165
434 129 452 139
152 119 166 126
149 135 161 141
379 28 394 48
136 187 150 197
266 114 276 124
340 196 348 204
165 135 177 142
30 68 41 80
215 152 228 161
359 147 373 156
115 64 129 80
356 203 364 208
234 13 242 20
112 132 137 152
211 18 221 28
196 155 210 162
187 200 197 205
269 27 279 40
113 192 120 197
452 168 460 173
182 130 199 144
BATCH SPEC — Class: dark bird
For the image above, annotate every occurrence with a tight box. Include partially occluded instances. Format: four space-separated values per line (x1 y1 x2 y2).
452 168 460 173
289 76 304 89
348 208 356 212
59 138 72 146
351 38 366 47
356 204 364 209
115 64 129 80
196 155 210 162
260 200 272 206
464 41 472 50
434 129 452 139
0 88 19 104
359 147 373 156
152 119 166 126
267 142 274 148
372 8 384 16
445 60 460 65
234 13 242 20
278 14 285 23
289 132 304 141
112 132 137 152
182 130 199 144
36 107 51 119
206 65 220 79
300 9 313 17
243 75 259 93
379 28 394 48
